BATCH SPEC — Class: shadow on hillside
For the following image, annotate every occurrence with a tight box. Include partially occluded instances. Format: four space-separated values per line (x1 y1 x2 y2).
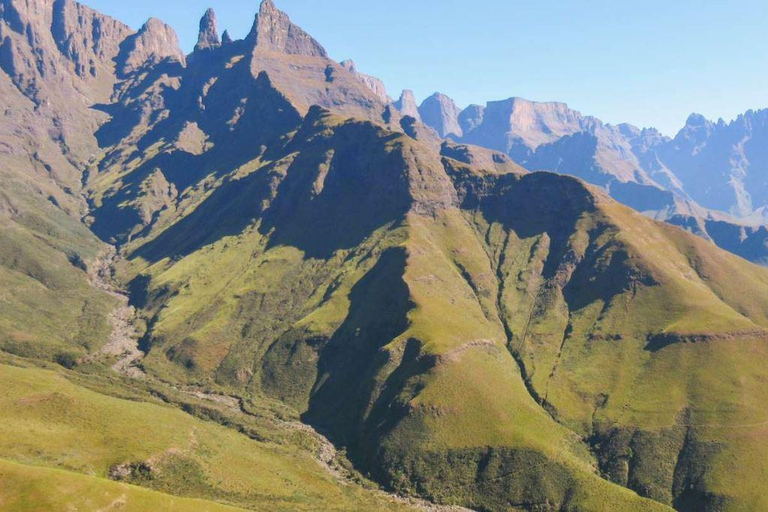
258 123 409 259
259 247 415 449
130 158 281 261
92 61 185 149
133 116 410 262
90 51 304 245
450 167 656 320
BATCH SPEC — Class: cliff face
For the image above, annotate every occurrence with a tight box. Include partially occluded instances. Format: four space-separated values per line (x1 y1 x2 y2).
118 18 185 75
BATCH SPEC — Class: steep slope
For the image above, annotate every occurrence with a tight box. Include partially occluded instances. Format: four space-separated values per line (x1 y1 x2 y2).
0 2 417 511
113 81 768 510
84 0 403 245
0 0 133 363
116 107 668 511
441 150 768 511
51 1 768 510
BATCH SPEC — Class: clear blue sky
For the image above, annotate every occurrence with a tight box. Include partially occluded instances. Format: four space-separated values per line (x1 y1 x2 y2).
85 0 767 135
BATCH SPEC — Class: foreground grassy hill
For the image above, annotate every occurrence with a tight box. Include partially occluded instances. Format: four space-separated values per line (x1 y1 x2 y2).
0 458 245 512
0 357 413 511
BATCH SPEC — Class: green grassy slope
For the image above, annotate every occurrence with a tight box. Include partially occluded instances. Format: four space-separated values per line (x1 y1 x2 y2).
0 204 114 363
0 62 116 365
0 360 411 511
0 147 115 366
0 7 416 511
446 162 768 510
112 111 678 510
112 106 768 510
0 458 245 512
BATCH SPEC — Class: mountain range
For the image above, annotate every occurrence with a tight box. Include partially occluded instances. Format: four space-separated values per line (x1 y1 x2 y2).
388 92 768 264
1 1 768 511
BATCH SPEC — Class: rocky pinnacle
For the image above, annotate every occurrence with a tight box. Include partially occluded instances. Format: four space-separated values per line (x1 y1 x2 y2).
195 8 221 51
394 90 422 123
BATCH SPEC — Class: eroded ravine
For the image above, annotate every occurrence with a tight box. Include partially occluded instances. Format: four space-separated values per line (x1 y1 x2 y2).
86 247 146 379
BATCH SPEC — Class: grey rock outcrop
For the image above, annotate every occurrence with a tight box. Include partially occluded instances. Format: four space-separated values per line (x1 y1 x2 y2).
340 59 388 102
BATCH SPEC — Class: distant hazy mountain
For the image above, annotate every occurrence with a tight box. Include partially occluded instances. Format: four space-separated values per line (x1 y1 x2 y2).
657 111 768 218
395 92 768 263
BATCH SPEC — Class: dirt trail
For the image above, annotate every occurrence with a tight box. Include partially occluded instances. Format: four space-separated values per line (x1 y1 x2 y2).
86 248 146 379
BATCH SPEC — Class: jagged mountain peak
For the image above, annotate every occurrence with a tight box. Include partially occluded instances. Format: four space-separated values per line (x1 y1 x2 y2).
259 0 276 12
194 7 220 51
394 89 422 122
684 112 711 128
246 0 327 57
118 16 185 75
418 92 463 138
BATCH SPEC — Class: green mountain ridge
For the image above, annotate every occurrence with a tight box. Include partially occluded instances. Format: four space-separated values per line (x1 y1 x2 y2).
1 0 768 511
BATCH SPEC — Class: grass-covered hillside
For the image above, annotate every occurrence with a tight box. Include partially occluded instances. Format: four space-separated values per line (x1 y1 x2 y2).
0 355 414 511
71 1 768 507
2 0 768 511
114 99 768 510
